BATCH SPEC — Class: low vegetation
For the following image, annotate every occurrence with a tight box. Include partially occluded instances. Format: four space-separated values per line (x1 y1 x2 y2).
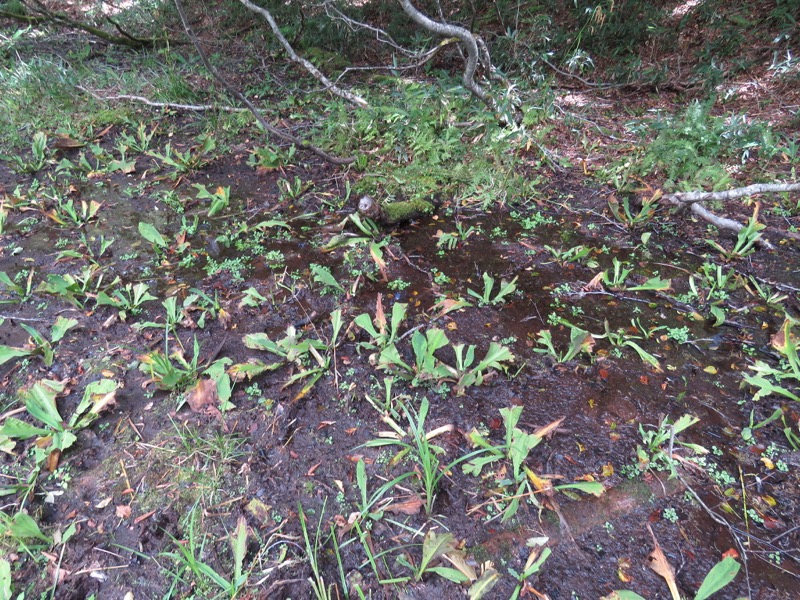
0 1 798 598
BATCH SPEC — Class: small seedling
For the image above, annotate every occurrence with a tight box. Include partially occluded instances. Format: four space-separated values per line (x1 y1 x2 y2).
193 184 230 217
467 272 518 306
706 203 765 260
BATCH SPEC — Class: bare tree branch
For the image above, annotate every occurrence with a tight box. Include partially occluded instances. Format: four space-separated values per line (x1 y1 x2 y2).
397 0 497 112
323 0 421 57
663 182 800 250
18 0 173 48
172 0 354 166
667 182 800 204
77 86 249 113
237 0 368 109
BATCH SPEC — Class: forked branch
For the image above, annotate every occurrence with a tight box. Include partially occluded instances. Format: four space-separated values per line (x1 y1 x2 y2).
172 0 354 165
665 181 800 248
398 0 496 112
237 0 368 109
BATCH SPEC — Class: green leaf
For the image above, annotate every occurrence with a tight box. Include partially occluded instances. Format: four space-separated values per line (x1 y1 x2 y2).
427 566 470 583
138 222 168 248
243 333 282 354
694 557 740 600
0 271 23 294
50 316 78 343
554 481 605 496
469 568 500 600
709 305 726 327
22 380 67 431
0 558 12 600
419 531 456 577
0 417 50 440
6 511 50 542
310 263 344 294
600 592 647 600
628 277 671 291
0 345 32 366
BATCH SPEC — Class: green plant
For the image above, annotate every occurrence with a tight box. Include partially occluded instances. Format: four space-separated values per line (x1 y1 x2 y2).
148 135 216 179
706 203 765 260
377 328 515 394
6 131 48 173
193 184 230 217
465 407 603 521
117 121 158 154
364 398 481 515
533 326 593 363
247 143 296 170
635 414 707 477
743 317 799 402
277 176 312 200
353 296 407 354
139 336 203 392
309 263 344 295
595 320 662 371
544 244 595 266
45 192 102 228
608 555 740 600
0 316 78 367
0 268 34 304
602 258 633 289
0 378 117 472
234 310 343 400
396 530 471 584
608 190 659 230
467 272 518 306
298 502 337 600
161 507 249 599
508 539 552 600
96 282 157 321
435 221 477 250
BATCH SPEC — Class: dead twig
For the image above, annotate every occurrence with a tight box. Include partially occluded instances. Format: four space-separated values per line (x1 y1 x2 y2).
665 182 800 249
237 0 368 109
76 87 248 113
172 0 354 166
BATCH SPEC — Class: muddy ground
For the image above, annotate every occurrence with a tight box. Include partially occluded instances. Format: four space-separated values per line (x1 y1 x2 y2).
1 16 800 600
2 140 799 599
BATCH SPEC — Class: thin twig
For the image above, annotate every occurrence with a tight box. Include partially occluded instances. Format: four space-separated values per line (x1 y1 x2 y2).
171 0 354 166
76 87 248 112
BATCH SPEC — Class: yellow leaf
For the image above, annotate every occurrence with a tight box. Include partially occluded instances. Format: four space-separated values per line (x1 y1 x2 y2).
703 365 718 374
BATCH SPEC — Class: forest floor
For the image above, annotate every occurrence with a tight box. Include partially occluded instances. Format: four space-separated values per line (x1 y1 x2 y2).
1 10 800 600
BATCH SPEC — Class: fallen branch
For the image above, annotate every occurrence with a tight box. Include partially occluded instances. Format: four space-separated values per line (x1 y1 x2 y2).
398 0 496 113
668 182 800 205
172 0 354 166
77 88 249 113
18 0 173 48
665 181 800 249
237 0 368 109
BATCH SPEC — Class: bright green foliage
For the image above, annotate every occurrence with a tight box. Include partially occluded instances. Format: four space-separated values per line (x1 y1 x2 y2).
641 101 778 187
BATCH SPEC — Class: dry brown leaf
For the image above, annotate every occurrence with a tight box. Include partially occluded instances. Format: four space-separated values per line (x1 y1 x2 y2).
374 293 386 334
90 389 117 415
533 417 565 439
646 523 681 600
443 548 477 582
583 271 605 291
95 497 113 509
54 134 84 149
185 378 218 412
383 496 423 515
